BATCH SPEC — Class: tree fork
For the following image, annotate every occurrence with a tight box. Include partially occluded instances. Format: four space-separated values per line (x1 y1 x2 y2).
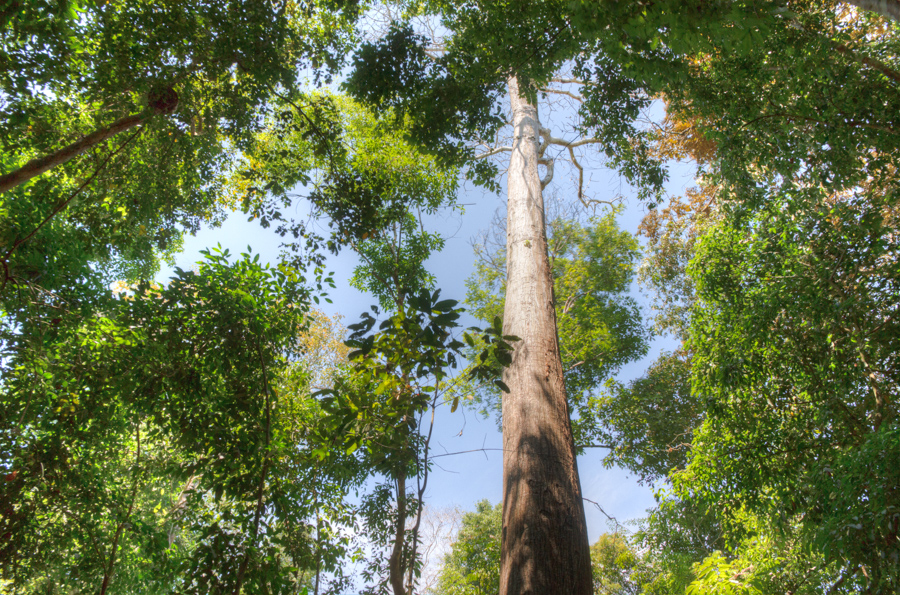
499 76 592 595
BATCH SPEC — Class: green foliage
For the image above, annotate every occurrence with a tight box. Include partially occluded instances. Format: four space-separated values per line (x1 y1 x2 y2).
433 500 502 595
680 189 900 592
581 351 701 484
681 510 855 595
229 91 460 308
317 291 466 471
345 24 507 191
634 494 728 595
590 532 658 595
0 248 363 593
464 210 648 442
316 290 515 471
0 0 361 382
312 290 514 594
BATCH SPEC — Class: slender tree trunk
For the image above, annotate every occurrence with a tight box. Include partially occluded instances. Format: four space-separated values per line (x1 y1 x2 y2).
499 76 592 595
0 112 148 194
389 473 407 595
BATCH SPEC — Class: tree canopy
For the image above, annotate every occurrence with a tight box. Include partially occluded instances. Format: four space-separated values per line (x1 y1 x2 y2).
3 1 900 593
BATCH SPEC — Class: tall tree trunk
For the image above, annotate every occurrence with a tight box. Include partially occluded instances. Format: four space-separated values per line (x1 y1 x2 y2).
499 76 592 595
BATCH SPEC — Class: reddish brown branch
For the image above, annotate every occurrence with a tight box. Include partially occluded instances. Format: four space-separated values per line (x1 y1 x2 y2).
0 112 149 194
1 127 145 294
833 42 900 85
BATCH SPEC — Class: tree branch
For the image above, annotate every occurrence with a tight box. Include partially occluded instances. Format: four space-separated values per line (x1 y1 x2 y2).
539 87 584 103
551 77 588 85
582 496 621 529
1 126 145 294
475 146 513 159
833 42 900 85
99 424 141 595
539 158 554 189
846 0 900 21
0 111 150 194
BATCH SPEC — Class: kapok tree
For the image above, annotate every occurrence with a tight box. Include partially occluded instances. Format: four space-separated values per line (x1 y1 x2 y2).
346 12 668 594
347 1 900 591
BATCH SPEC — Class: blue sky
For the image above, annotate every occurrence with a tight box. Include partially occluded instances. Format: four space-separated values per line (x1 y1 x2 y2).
159 146 695 544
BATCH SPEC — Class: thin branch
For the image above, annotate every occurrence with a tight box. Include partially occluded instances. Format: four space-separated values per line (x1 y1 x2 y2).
407 387 440 595
569 145 586 204
430 447 505 459
99 424 141 595
475 146 513 160
234 341 275 595
582 496 621 530
551 77 588 85
2 126 145 294
539 87 584 103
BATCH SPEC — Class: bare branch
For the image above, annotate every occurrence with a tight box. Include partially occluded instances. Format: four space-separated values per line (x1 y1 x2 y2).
539 157 554 189
539 87 584 103
475 146 513 159
544 134 605 149
582 496 622 530
551 77 589 85
568 145 586 204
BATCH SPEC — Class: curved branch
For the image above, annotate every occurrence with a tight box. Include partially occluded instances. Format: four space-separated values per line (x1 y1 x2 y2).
539 158 554 189
568 146 586 204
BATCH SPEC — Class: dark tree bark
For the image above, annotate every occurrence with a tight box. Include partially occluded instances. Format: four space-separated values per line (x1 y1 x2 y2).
499 76 592 595
389 473 408 595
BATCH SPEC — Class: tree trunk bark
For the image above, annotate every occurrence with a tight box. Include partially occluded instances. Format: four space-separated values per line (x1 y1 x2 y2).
499 76 592 595
389 473 408 595
0 111 148 195
846 0 900 22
